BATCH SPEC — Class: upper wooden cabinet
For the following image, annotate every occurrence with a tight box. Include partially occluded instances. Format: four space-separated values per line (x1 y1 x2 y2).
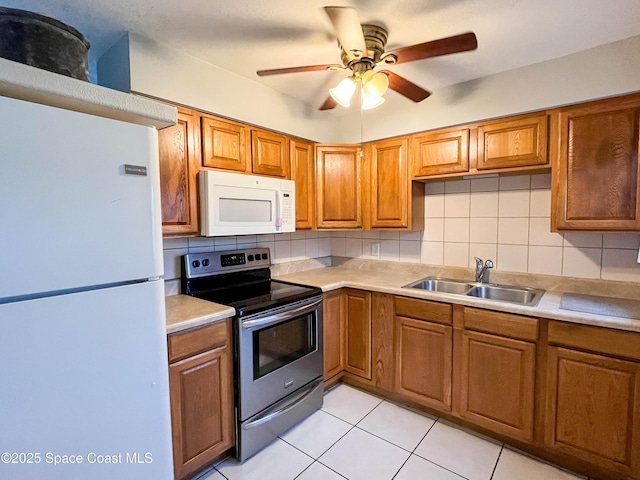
413 128 470 176
551 94 640 231
365 137 423 230
290 139 315 229
200 115 249 173
476 114 548 170
158 107 200 237
316 145 362 229
251 129 289 178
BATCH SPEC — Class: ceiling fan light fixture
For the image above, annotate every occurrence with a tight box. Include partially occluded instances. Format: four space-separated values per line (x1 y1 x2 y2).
329 77 356 107
361 94 385 110
362 70 389 98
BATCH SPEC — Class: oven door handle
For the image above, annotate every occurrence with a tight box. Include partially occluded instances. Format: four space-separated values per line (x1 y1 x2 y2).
241 297 322 330
242 378 323 430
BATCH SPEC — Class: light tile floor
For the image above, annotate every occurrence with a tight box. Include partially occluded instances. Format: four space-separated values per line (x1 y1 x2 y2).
199 384 584 480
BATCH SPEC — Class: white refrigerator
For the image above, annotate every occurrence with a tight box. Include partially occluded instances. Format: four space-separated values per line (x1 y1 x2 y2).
0 95 174 479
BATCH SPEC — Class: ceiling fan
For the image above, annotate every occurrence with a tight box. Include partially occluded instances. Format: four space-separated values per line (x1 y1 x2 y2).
256 6 478 110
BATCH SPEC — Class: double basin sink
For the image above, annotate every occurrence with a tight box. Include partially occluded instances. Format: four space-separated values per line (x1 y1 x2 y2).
404 277 545 306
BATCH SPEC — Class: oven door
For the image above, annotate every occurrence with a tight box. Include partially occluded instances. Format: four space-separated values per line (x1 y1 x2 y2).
237 296 323 420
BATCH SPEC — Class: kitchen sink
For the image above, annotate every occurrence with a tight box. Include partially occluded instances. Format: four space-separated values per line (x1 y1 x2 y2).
405 278 473 295
404 277 544 306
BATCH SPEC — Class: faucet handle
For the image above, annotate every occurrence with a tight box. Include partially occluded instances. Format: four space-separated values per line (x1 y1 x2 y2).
485 259 494 268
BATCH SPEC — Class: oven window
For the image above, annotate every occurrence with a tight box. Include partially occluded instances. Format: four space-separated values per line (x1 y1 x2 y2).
253 313 316 379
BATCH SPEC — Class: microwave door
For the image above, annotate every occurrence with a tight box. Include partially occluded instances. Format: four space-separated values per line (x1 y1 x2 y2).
213 185 278 235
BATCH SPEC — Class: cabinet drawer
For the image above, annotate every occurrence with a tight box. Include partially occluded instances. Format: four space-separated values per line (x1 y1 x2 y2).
395 296 452 325
463 307 538 342
548 321 640 362
168 320 230 363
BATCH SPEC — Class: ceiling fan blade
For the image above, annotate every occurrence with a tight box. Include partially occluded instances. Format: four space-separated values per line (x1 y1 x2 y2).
386 32 477 65
380 70 431 102
257 64 341 76
324 6 367 56
319 96 337 110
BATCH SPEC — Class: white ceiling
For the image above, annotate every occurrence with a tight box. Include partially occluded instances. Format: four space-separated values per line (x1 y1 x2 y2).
3 0 640 111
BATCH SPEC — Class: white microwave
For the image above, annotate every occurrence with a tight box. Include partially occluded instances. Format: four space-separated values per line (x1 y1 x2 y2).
199 170 295 236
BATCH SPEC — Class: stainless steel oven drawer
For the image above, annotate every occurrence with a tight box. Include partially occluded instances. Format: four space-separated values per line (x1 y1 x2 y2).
236 377 323 461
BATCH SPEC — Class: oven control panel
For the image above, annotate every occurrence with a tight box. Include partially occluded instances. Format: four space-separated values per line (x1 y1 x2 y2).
183 248 271 278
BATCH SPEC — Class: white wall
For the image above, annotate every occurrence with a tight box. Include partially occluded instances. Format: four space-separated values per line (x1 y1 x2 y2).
334 35 640 143
329 173 640 283
125 35 337 143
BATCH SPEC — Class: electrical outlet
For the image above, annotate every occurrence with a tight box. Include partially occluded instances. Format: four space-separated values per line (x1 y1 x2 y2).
371 242 380 256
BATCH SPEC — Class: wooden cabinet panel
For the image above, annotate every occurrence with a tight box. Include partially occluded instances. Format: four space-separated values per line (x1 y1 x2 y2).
413 128 469 176
316 145 362 228
459 330 536 442
477 114 548 170
371 292 395 392
367 137 409 228
201 115 249 172
395 315 452 411
291 139 315 229
545 347 640 476
168 320 229 363
395 296 452 325
344 289 371 379
462 307 538 342
251 129 289 178
169 320 234 480
159 107 200 236
323 290 344 380
552 94 640 230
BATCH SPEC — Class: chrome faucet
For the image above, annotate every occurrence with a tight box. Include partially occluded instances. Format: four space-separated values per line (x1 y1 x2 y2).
474 257 494 283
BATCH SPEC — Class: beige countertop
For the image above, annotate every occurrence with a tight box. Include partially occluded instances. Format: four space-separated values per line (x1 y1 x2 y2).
274 265 640 334
165 295 235 334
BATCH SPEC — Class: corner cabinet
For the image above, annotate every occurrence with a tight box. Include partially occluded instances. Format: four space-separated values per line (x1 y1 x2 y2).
167 320 235 480
316 145 362 229
343 289 372 379
551 94 640 231
290 139 316 229
365 137 423 230
158 107 200 236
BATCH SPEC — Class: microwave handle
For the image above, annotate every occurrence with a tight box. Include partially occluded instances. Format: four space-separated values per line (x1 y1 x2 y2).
275 190 283 229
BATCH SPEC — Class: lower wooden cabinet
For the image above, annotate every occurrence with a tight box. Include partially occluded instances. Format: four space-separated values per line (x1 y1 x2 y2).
323 290 344 381
168 320 234 480
395 296 453 411
545 322 640 478
456 308 538 443
344 289 372 379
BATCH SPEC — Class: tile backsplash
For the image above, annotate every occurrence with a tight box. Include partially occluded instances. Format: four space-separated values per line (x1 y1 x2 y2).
329 173 640 283
162 173 640 290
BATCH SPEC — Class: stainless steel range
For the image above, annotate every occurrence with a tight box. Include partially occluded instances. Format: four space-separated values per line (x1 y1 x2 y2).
181 248 324 461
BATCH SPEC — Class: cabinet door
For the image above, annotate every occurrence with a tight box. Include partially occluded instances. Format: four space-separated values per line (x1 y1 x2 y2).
459 330 536 442
395 316 452 411
158 108 200 236
551 96 640 230
367 137 409 228
169 343 234 480
251 129 289 178
323 290 344 381
477 114 548 170
291 139 315 229
316 145 362 228
412 128 469 176
545 347 640 477
344 289 371 379
201 115 249 172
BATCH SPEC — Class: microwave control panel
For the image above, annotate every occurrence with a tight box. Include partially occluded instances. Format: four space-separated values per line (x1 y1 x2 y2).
281 192 293 225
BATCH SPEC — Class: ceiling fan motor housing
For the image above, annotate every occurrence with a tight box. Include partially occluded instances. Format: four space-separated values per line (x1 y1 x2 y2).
340 23 388 72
